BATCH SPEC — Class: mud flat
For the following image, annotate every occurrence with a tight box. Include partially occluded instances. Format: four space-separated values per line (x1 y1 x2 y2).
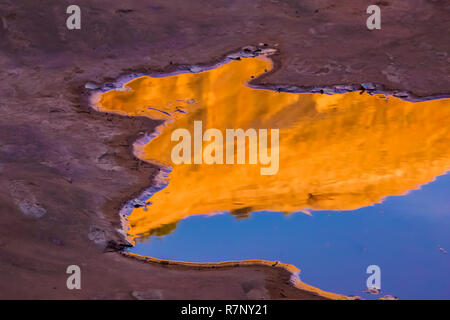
0 0 449 299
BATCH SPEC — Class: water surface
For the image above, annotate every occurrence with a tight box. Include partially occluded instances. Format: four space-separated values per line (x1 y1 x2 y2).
95 54 450 299
132 173 450 299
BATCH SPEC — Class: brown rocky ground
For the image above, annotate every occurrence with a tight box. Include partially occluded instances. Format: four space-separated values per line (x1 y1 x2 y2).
0 0 448 299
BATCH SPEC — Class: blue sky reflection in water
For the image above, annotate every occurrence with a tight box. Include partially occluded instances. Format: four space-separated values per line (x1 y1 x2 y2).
131 172 450 299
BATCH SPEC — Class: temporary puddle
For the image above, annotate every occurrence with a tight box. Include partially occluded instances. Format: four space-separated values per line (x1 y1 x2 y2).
93 53 450 299
131 173 450 299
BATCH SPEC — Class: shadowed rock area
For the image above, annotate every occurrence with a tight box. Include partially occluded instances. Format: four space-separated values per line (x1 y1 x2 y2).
0 0 448 299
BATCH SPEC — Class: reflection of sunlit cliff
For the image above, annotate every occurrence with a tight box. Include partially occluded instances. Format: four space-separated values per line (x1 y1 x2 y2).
97 56 450 238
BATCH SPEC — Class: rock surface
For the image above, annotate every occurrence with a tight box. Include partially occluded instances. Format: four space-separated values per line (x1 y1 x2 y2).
0 0 448 299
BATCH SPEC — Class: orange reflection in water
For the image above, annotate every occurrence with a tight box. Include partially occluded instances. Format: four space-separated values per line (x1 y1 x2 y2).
96 56 450 239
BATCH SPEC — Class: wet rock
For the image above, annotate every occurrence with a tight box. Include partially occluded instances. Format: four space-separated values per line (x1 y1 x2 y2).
84 82 99 90
393 91 409 98
130 199 146 208
131 289 163 300
335 85 354 92
259 48 276 55
242 45 257 53
284 86 298 92
189 66 202 73
227 52 241 60
361 82 376 90
275 85 297 93
321 88 335 95
105 240 132 252
103 83 115 89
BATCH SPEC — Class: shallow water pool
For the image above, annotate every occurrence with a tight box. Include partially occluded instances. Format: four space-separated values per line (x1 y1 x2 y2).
131 172 450 299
